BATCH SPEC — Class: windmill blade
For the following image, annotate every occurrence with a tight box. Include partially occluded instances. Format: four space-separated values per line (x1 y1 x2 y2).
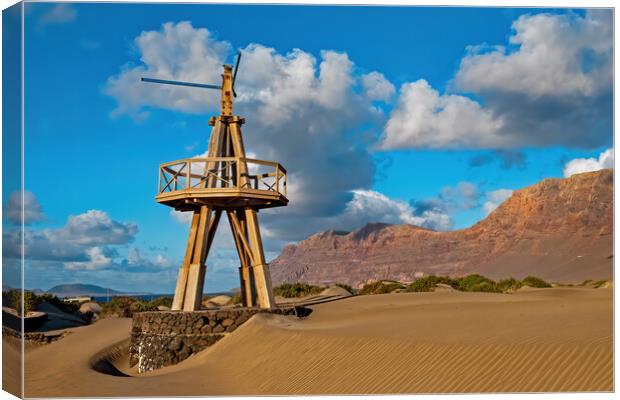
232 51 242 97
141 77 221 90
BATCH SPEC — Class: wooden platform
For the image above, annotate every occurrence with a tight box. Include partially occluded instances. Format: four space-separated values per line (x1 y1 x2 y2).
156 187 288 210
156 156 288 211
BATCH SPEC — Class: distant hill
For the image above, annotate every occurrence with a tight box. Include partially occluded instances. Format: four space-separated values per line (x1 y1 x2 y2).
47 284 136 297
270 169 613 287
2 285 47 295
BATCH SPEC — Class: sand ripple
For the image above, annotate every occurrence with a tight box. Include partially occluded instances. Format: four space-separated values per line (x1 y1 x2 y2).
23 288 612 396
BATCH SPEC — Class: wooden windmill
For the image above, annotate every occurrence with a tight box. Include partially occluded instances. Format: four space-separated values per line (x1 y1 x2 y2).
143 53 288 311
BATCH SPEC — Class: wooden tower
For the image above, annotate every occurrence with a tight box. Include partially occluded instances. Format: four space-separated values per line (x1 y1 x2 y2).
143 55 288 311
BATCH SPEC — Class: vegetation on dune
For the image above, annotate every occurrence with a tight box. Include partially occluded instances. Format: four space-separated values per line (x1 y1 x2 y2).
2 290 80 315
452 274 500 293
230 292 243 305
405 276 455 292
274 274 594 299
2 290 31 315
273 283 323 298
403 274 553 294
100 296 173 318
359 281 404 295
146 296 173 309
101 296 146 318
579 279 608 288
521 276 552 288
496 277 523 292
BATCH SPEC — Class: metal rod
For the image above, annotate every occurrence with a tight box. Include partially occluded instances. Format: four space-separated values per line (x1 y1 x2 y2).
141 77 221 90
232 52 242 97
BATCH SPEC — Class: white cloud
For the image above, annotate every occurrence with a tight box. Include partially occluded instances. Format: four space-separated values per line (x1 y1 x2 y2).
563 148 614 177
38 4 76 28
483 189 514 215
327 189 451 232
379 80 505 149
3 191 45 225
439 181 481 211
455 11 612 98
126 247 175 269
361 71 395 102
61 210 137 246
380 11 612 151
105 21 230 118
154 254 174 268
410 181 481 230
4 208 138 271
64 247 112 271
170 209 193 224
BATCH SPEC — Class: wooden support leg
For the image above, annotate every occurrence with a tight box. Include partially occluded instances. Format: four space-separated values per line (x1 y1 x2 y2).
182 206 211 311
228 210 255 307
236 211 254 307
172 211 201 311
244 208 275 309
183 263 206 312
170 206 222 312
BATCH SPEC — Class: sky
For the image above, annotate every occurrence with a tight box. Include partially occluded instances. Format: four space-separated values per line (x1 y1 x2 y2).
2 3 613 293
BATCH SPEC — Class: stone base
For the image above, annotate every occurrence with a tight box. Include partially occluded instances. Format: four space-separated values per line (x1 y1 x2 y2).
130 306 309 373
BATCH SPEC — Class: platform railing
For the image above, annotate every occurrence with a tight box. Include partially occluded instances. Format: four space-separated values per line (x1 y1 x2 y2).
158 157 287 198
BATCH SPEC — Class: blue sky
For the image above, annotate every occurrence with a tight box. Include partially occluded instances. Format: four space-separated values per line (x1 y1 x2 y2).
2 3 613 293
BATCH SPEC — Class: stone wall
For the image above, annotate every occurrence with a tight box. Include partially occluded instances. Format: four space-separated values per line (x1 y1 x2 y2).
2 326 65 345
2 308 48 332
130 306 309 373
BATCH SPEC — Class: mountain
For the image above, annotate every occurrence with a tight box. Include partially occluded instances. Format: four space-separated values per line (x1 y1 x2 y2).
47 284 125 297
270 169 613 287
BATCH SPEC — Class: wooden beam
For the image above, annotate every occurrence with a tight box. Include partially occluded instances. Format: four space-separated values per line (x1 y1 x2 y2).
171 211 200 310
183 206 211 311
229 121 250 188
228 210 255 265
202 209 222 263
244 208 275 309
227 210 254 307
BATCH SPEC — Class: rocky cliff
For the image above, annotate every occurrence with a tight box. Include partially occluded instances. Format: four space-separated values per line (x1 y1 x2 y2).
269 169 613 286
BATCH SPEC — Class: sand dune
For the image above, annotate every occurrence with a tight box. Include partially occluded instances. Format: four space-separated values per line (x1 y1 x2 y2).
23 287 612 396
2 338 21 397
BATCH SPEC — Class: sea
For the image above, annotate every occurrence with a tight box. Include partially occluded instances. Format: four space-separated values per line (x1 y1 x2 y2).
91 292 234 303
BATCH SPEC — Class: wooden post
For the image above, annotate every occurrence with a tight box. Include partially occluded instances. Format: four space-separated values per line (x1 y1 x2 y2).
244 208 275 309
182 206 211 311
227 210 254 307
172 211 201 310
228 120 249 189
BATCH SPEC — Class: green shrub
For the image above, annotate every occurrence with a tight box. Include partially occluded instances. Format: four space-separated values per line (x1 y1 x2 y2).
146 296 173 309
273 283 323 298
405 276 446 292
579 279 593 287
2 290 74 316
101 296 156 318
2 290 20 313
521 276 551 288
497 277 522 292
453 274 500 293
230 292 242 305
22 292 40 314
591 280 608 288
2 290 44 315
359 281 404 295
